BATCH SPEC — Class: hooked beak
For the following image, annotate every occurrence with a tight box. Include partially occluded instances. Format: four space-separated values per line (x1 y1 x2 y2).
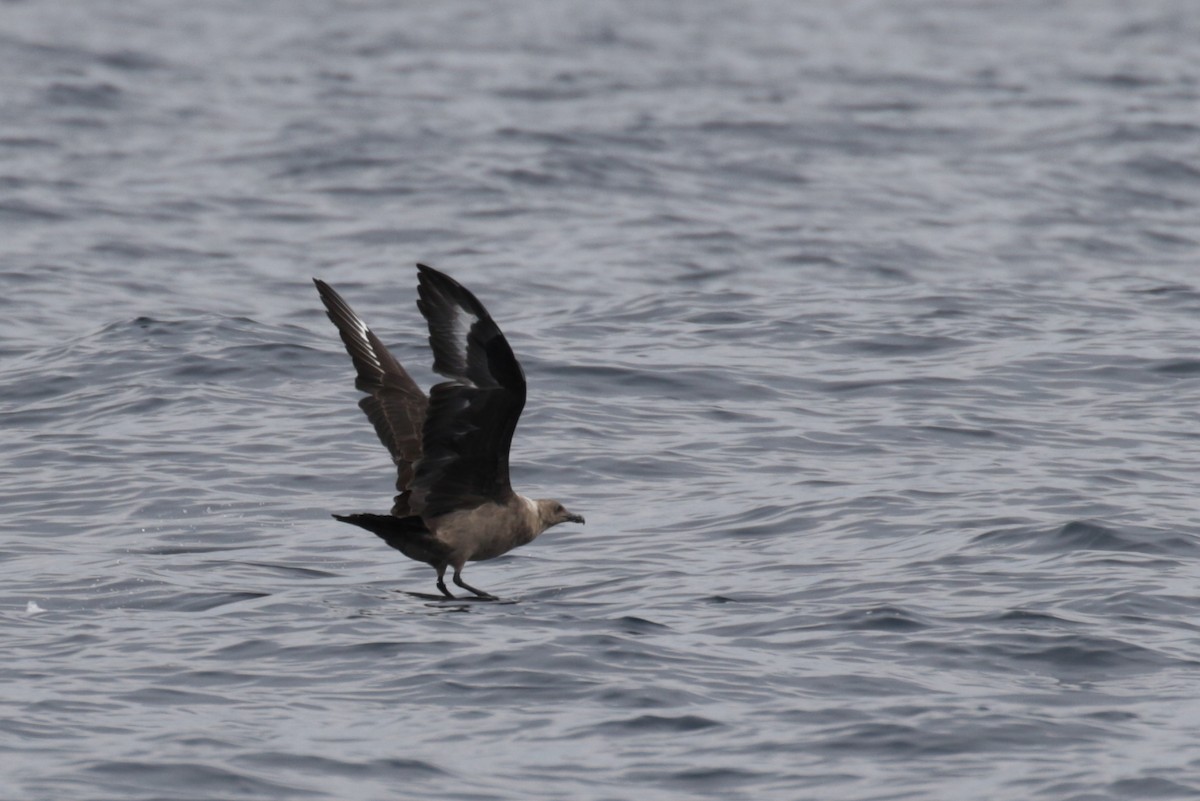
566 513 585 525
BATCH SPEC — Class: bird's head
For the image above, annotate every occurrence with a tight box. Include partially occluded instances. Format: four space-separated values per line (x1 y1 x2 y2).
536 499 585 530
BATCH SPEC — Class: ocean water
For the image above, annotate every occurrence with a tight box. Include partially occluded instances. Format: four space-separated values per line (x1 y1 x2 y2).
4 1 1200 799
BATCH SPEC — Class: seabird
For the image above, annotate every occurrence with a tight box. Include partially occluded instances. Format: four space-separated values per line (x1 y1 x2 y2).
313 264 584 600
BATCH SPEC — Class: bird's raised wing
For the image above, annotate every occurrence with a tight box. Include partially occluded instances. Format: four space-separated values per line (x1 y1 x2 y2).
406 264 527 518
313 278 428 516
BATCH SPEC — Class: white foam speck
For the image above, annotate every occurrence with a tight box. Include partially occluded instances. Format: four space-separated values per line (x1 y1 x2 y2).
25 601 44 615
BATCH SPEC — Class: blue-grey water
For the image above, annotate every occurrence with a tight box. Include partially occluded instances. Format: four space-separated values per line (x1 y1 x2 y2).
4 1 1200 799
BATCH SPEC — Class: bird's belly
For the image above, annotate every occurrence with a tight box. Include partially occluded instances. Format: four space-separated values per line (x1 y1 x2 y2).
466 539 515 562
432 504 533 563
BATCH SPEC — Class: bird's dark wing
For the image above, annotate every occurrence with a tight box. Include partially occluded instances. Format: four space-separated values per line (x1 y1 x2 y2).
313 278 428 516
407 263 527 518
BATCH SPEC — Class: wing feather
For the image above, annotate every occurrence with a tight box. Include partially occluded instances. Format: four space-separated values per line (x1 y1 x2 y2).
313 279 428 515
407 264 526 518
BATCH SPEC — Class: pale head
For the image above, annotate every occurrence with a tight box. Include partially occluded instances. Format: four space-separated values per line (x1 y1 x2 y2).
535 498 585 532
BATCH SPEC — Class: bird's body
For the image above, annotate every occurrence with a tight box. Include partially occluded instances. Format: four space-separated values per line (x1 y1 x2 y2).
314 265 583 599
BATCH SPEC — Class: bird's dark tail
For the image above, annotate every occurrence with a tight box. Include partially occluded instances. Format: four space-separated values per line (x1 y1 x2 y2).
332 513 450 566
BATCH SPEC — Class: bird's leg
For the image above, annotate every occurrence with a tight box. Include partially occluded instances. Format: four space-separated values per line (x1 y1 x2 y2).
453 568 498 600
435 565 456 599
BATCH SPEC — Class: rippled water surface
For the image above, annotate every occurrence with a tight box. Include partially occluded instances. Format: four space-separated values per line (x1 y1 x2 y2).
5 1 1200 799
